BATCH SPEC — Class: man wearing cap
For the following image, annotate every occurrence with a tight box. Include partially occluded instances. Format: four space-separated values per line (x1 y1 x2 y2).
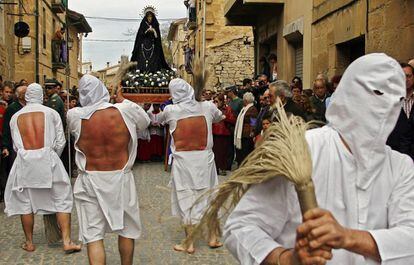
68 75 150 265
45 79 65 128
226 85 243 116
3 83 80 253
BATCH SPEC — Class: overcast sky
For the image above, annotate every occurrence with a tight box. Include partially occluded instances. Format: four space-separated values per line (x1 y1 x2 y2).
68 1 186 70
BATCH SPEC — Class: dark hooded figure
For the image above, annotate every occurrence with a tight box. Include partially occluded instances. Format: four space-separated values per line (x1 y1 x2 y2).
131 10 171 73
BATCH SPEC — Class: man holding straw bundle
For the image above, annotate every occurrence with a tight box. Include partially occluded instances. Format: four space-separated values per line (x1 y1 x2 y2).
223 54 414 264
159 78 224 254
4 83 80 253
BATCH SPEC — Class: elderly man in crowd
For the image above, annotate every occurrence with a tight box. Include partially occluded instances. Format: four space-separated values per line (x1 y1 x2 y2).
310 78 329 122
159 78 224 254
223 53 414 265
68 75 150 265
4 83 80 253
234 92 258 166
268 80 305 121
387 62 414 159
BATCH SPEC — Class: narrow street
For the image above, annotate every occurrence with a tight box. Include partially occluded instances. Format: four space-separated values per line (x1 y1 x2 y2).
0 163 237 265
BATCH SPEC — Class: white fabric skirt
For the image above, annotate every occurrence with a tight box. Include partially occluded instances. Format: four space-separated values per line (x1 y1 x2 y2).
171 180 211 225
4 156 73 217
74 171 142 244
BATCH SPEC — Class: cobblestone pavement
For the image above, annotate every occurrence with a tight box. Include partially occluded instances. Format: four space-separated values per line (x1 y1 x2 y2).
0 162 237 265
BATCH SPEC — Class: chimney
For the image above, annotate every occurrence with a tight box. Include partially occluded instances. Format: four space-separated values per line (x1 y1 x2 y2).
106 62 110 68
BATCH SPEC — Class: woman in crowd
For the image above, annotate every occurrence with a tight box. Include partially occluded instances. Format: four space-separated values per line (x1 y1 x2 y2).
234 92 258 166
212 94 236 175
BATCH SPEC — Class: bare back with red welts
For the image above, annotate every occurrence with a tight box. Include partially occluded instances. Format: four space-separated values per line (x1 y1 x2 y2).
18 112 45 150
173 116 207 152
77 108 130 171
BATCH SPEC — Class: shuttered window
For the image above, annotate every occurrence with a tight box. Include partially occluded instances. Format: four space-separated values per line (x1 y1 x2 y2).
295 44 303 79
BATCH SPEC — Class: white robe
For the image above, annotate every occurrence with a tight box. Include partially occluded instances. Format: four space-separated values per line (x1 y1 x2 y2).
148 110 164 136
68 99 150 243
224 54 414 265
160 100 223 225
4 103 72 216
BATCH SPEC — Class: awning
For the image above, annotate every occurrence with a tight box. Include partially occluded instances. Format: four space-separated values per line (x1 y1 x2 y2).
67 9 92 33
224 0 284 26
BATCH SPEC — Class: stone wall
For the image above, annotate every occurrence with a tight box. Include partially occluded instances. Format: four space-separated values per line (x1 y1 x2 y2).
13 0 83 87
366 0 414 62
311 0 414 80
0 4 16 81
205 37 254 90
311 0 366 79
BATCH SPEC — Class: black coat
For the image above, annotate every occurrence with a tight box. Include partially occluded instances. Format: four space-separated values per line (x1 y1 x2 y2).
131 13 171 73
387 108 414 159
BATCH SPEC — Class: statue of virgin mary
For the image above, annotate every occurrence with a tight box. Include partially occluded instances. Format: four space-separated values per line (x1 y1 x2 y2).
131 6 171 73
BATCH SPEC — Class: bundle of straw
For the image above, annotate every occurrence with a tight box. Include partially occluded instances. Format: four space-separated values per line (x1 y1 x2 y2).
109 56 137 101
43 214 62 244
186 100 317 245
191 57 209 102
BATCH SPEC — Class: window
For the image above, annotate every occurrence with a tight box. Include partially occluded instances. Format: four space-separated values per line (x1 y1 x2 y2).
295 44 303 79
336 36 365 74
42 7 46 49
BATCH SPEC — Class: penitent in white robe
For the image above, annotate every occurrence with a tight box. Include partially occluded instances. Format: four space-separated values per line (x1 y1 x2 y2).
159 95 223 225
224 54 414 265
68 99 150 243
4 103 72 216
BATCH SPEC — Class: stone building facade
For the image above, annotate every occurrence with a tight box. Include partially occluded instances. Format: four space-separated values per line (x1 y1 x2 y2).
225 0 313 87
12 1 91 88
0 3 16 81
311 0 414 79
183 0 254 90
167 18 192 82
225 0 413 89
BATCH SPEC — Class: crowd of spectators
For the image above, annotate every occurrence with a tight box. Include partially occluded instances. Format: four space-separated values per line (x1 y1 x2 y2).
0 77 80 202
207 57 414 174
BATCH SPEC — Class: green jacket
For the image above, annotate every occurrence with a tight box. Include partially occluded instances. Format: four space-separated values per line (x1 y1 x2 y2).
2 101 24 151
229 97 243 116
47 93 66 128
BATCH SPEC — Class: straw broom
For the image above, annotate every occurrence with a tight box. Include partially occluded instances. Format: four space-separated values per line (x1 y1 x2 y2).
43 214 62 244
185 99 317 245
191 57 209 102
109 56 137 102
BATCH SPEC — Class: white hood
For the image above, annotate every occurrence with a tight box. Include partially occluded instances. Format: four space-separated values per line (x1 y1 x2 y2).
78 74 111 120
25 83 43 104
169 78 200 113
326 53 405 190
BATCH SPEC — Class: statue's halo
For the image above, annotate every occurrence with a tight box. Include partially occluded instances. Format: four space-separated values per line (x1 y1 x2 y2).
142 5 158 18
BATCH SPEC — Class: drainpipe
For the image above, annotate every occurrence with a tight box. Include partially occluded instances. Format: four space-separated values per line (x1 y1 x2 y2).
64 3 72 177
202 0 206 76
35 0 39 83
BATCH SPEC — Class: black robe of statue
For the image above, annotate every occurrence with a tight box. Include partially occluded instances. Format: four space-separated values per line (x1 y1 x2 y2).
131 12 171 73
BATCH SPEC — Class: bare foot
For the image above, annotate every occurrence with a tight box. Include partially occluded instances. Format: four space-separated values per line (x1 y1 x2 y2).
173 244 195 254
208 241 223 249
63 242 82 254
21 242 35 252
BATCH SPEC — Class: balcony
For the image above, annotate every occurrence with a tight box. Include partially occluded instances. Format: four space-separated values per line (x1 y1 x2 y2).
224 0 284 26
187 7 197 30
52 40 67 70
51 0 67 14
